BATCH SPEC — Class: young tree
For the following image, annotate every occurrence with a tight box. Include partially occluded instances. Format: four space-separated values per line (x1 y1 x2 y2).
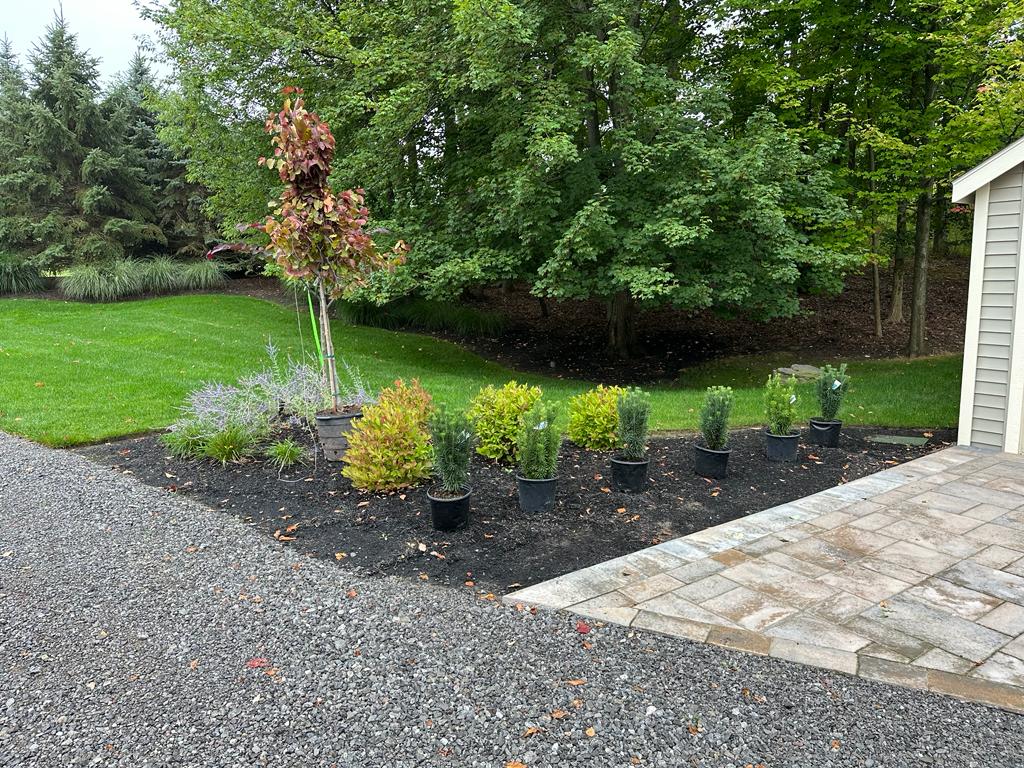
256 89 405 411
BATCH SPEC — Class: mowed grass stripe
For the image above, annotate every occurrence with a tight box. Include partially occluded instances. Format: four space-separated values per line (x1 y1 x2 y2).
0 295 961 446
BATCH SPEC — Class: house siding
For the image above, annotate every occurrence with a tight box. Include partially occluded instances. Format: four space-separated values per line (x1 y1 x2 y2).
972 163 1024 448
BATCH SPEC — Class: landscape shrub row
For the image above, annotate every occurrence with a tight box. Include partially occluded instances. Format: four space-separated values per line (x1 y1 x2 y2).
61 257 225 302
163 358 851 528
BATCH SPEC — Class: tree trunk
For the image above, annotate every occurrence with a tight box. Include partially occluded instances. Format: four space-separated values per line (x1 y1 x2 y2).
888 200 909 324
607 290 635 359
538 297 549 318
908 185 933 357
318 281 341 412
932 185 948 260
867 146 882 339
872 262 883 338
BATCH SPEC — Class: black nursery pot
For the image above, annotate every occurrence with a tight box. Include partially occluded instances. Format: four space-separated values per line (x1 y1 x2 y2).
315 410 362 462
610 456 650 492
694 445 731 478
427 486 472 532
764 429 800 462
516 475 558 514
809 418 843 448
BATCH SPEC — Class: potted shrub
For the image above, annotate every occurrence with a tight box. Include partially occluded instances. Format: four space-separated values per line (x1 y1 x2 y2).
610 388 651 492
695 386 733 477
427 407 476 531
809 364 850 448
516 400 560 513
255 88 406 461
764 372 799 462
315 362 376 461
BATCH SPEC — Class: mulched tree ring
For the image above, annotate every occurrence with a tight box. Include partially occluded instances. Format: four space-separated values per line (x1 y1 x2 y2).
77 425 955 594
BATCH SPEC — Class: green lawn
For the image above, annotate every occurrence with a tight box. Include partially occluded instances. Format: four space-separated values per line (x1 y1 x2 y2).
0 294 961 447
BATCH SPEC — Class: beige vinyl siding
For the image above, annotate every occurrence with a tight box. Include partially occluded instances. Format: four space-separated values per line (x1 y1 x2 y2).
972 163 1024 448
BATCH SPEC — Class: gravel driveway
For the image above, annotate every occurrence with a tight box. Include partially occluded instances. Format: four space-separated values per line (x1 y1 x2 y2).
1 432 1021 768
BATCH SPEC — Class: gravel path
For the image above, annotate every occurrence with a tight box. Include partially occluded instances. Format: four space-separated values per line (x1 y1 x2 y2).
1 433 1021 768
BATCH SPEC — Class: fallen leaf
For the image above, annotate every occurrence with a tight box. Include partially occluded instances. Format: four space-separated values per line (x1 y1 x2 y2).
245 657 270 669
523 726 543 738
285 523 300 533
550 709 569 719
831 739 841 751
616 507 627 514
565 679 587 686
357 500 370 508
576 620 591 634
599 487 611 494
346 589 358 599
571 698 583 708
582 640 593 650
418 573 429 581
34 381 44 387
430 551 446 559
465 580 475 587
585 726 596 738
417 542 427 552
188 659 199 670
334 552 347 560
506 762 528 768
482 593 495 601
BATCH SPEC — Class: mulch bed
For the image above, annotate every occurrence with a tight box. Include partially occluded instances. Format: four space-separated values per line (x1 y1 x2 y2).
77 426 955 593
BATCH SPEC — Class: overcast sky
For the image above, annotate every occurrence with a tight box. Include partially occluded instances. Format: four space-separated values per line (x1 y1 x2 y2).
2 0 164 86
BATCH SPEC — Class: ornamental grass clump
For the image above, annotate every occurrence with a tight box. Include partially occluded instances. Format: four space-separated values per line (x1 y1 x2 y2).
764 373 797 436
265 438 307 470
61 259 144 302
0 254 44 295
567 385 625 450
139 256 183 294
467 381 541 462
616 388 651 461
700 386 733 451
429 407 476 496
815 363 850 421
517 400 560 480
180 259 226 290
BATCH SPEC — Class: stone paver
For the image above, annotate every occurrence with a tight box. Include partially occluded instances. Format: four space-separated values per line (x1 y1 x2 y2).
508 446 1024 713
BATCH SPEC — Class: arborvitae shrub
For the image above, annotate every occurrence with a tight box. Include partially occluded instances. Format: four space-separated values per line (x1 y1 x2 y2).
764 373 797 436
617 388 651 460
700 386 733 451
429 407 475 494
815 363 850 421
517 400 560 479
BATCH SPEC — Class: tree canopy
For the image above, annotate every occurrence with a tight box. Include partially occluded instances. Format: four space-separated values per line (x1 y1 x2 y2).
150 0 863 355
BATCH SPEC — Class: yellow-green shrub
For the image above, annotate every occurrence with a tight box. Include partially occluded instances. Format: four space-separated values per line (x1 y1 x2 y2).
567 385 625 450
342 379 433 490
467 381 542 462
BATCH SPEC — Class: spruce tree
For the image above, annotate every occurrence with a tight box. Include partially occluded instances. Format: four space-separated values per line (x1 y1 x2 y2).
8 13 164 269
105 51 210 258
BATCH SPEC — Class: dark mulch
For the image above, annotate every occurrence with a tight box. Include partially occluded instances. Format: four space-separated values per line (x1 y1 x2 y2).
77 426 955 594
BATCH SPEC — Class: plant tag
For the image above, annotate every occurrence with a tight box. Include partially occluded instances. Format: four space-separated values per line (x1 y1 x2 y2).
535 421 548 430
789 394 797 404
832 380 841 390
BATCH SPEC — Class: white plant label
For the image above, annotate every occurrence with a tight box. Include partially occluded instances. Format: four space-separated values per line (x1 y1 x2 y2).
832 380 842 390
789 394 797 404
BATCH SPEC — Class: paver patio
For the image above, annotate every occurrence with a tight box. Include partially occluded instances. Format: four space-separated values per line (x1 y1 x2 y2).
507 445 1024 712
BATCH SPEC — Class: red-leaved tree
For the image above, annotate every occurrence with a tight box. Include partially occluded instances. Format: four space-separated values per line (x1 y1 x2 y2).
257 87 405 412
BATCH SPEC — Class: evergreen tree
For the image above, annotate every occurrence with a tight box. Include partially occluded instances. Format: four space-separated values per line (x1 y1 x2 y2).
105 51 210 257
0 36 39 267
1 14 164 269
